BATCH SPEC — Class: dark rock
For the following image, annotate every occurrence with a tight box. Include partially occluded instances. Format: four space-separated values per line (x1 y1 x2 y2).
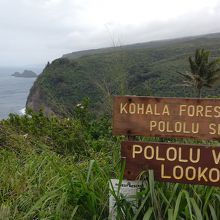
12 70 37 78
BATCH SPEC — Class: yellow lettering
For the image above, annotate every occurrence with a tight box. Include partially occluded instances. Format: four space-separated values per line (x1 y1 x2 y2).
205 106 212 117
174 122 182 132
120 103 127 114
196 105 204 116
214 106 220 118
158 121 165 132
183 123 190 133
156 146 165 161
132 145 143 158
154 104 160 115
212 149 220 164
150 121 157 131
185 166 196 181
192 123 199 134
209 168 219 182
144 145 154 160
161 164 171 179
162 105 170 115
209 123 216 135
129 103 136 114
188 105 195 117
189 148 200 163
173 165 184 180
145 105 153 114
166 121 173 133
178 147 188 162
166 147 177 161
137 104 144 114
179 105 186 116
198 167 208 182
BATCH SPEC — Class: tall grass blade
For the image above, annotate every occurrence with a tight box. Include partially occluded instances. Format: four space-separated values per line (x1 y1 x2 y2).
168 209 173 220
87 160 95 183
202 187 214 215
143 207 153 220
173 191 183 220
209 204 217 220
70 206 79 220
182 190 193 220
133 191 150 220
190 198 203 220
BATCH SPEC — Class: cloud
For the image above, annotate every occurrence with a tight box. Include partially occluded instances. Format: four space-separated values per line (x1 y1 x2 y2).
0 0 220 66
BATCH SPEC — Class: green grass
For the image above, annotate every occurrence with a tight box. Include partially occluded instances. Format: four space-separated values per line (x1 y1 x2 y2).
0 148 112 219
0 109 219 219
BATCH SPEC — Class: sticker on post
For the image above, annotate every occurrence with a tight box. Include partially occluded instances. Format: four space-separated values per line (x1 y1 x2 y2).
109 179 143 220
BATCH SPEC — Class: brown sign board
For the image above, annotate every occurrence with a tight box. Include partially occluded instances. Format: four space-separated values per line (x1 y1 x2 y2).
121 141 220 186
113 96 220 140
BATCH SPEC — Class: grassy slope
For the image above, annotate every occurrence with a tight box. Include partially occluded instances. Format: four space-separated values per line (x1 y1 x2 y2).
0 109 117 219
0 109 219 219
1 33 219 219
27 33 220 116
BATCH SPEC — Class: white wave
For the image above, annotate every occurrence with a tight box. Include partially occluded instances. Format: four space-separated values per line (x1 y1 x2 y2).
19 108 26 115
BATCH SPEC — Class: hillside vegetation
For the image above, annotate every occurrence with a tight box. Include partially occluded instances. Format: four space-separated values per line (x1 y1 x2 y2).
27 32 220 116
0 106 219 219
2 34 220 218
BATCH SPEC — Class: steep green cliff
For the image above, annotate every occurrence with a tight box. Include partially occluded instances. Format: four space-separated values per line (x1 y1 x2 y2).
26 33 220 116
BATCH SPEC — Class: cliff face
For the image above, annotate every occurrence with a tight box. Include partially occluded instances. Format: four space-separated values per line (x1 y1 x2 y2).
26 33 220 117
26 59 79 117
26 86 55 116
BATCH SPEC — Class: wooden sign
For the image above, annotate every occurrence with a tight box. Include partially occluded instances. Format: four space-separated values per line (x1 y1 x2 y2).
121 141 220 186
113 96 220 140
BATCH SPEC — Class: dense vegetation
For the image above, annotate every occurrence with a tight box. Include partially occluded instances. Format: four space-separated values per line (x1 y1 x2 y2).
178 48 220 97
27 32 220 116
1 33 219 219
0 104 219 219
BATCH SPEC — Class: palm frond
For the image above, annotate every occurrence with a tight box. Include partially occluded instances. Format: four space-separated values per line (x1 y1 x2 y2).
174 83 193 87
177 71 195 81
188 57 198 74
205 75 220 86
178 48 220 97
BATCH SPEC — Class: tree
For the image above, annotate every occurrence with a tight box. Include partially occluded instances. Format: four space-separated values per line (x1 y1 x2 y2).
178 48 220 97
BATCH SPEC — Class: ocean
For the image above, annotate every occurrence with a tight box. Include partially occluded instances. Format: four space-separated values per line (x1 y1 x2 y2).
0 67 39 119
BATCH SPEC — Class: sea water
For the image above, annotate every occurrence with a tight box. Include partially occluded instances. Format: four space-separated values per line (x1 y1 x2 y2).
0 68 37 119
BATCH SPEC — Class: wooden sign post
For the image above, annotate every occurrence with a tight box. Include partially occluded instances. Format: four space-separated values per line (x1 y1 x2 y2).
121 141 220 186
113 96 220 140
112 96 220 187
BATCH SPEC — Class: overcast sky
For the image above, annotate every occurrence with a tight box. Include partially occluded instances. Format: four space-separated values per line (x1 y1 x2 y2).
1 0 220 67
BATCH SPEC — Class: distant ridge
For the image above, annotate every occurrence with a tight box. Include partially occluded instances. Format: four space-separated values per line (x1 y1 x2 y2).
63 32 220 60
28 31 220 116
